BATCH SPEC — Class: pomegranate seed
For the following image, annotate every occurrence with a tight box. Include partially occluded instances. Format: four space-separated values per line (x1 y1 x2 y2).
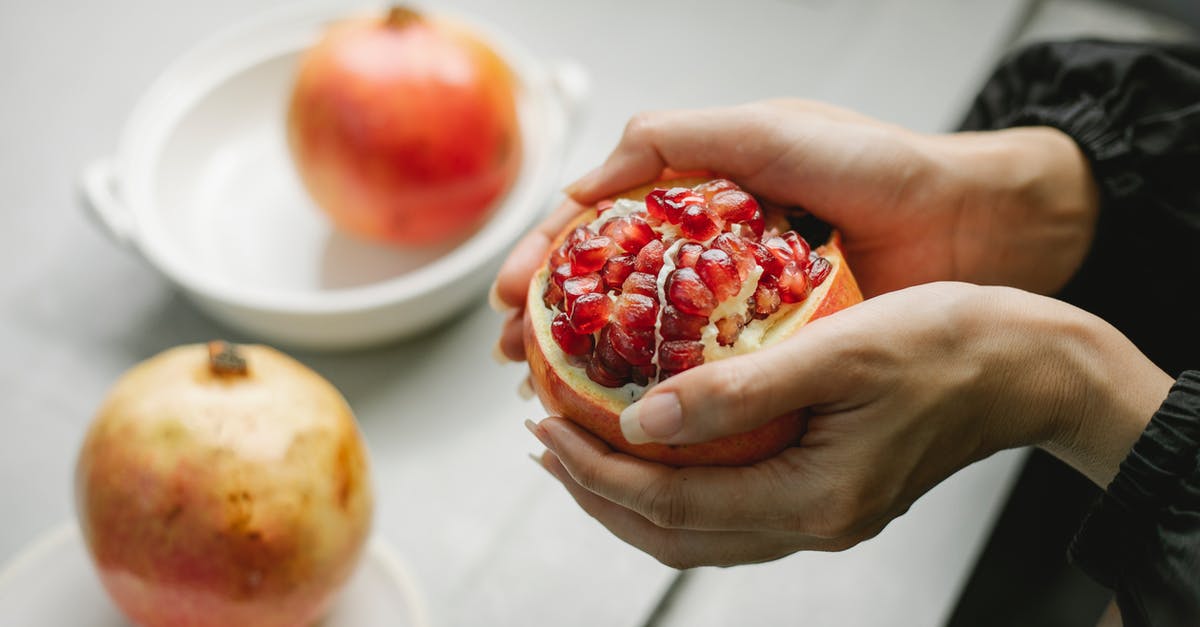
667 268 717 316
710 189 759 222
782 231 812 268
695 248 741 301
749 241 783 278
569 292 612 333
680 204 723 241
586 358 629 388
551 263 573 288
631 364 657 386
601 216 656 253
661 188 701 224
615 292 658 329
677 242 704 268
542 281 564 309
751 277 782 319
551 244 570 267
621 272 658 297
694 178 739 201
552 227 589 266
658 340 705 372
743 209 766 238
601 255 636 288
809 256 832 286
563 273 603 310
595 325 632 374
608 322 655 366
645 188 670 221
715 315 746 346
763 237 794 276
570 236 617 274
778 262 811 303
596 199 615 214
660 304 707 340
712 233 756 280
551 313 593 356
635 238 665 274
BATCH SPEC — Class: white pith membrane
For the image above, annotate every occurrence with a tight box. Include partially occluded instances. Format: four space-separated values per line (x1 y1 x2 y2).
529 195 845 406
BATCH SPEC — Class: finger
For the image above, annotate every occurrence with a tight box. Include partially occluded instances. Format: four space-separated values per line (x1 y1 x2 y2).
619 318 853 446
497 310 526 362
566 106 788 205
536 450 809 568
494 198 588 310
534 416 821 533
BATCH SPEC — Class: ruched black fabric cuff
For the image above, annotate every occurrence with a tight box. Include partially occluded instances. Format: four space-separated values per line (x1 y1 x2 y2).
1068 370 1200 588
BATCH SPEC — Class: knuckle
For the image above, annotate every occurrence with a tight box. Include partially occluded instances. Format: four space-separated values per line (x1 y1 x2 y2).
708 362 765 432
621 111 661 143
569 456 605 494
807 491 866 539
638 476 692 530
653 544 701 571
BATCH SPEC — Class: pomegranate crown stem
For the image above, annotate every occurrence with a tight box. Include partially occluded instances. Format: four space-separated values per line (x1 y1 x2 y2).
208 341 248 376
385 5 422 28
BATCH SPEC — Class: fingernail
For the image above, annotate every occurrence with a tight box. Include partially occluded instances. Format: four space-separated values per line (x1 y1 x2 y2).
517 377 534 400
492 343 511 365
524 418 555 451
488 281 513 313
620 392 683 444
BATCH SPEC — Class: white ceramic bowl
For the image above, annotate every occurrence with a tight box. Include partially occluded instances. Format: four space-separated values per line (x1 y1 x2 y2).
80 2 586 350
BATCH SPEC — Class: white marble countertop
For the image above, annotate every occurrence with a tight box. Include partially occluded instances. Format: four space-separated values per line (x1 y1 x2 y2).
10 0 1155 625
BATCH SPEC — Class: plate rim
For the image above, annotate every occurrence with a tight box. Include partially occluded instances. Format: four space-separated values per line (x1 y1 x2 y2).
0 520 431 627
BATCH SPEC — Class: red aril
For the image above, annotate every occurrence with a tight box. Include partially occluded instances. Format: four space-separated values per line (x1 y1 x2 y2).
569 293 612 334
524 176 863 466
695 248 741 301
635 239 665 274
601 255 636 288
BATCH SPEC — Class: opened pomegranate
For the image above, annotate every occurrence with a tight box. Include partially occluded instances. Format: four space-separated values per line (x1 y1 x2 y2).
75 342 373 627
287 6 521 245
524 177 863 466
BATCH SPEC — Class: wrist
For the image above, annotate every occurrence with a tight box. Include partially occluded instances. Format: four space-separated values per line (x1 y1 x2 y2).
973 288 1172 486
921 127 1100 294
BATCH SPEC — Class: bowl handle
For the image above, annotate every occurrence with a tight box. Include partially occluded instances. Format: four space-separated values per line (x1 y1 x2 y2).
79 159 135 248
546 59 590 137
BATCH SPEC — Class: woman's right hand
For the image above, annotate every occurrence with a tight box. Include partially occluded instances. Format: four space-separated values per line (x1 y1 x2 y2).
494 99 1099 361
526 282 1173 569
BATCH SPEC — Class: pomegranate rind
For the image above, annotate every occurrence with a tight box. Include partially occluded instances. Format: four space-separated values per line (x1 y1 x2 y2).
74 344 373 627
524 178 864 467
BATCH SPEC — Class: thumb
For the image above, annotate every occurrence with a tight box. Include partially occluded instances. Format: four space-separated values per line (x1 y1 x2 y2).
620 329 842 446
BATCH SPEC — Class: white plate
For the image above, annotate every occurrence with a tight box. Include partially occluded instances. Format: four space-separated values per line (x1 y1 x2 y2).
80 2 586 350
0 522 429 627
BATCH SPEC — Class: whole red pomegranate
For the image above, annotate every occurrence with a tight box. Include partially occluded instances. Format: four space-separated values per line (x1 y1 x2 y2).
287 6 521 245
524 177 863 466
75 342 373 627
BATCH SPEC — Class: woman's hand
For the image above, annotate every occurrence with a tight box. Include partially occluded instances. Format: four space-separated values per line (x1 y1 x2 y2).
494 100 1099 361
526 283 1171 568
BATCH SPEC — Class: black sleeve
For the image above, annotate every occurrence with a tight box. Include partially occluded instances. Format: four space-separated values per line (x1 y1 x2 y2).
1068 371 1200 627
960 39 1200 377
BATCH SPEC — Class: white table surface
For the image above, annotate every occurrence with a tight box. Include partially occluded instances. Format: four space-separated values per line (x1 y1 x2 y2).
10 1 1173 625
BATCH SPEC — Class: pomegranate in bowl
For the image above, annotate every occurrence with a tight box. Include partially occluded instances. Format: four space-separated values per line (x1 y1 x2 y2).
286 6 522 246
524 177 862 466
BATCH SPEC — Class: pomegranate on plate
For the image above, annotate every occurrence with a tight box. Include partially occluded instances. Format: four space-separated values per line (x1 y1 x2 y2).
287 6 522 246
524 177 862 466
75 342 373 627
